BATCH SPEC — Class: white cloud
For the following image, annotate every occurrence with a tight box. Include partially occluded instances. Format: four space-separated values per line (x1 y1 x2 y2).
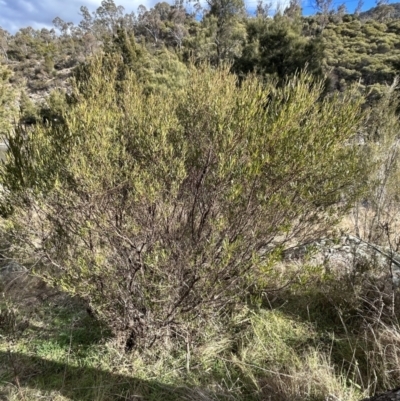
0 0 154 33
0 0 297 34
18 0 37 13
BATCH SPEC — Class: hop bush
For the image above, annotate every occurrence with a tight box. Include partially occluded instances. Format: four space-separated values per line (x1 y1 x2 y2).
0 55 368 350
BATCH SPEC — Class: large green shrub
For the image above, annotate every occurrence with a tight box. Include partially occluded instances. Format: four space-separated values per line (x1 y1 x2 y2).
0 55 368 349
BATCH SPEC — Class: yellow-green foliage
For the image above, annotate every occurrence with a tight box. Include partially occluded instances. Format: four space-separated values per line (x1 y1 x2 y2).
0 55 369 348
231 309 364 401
323 17 400 90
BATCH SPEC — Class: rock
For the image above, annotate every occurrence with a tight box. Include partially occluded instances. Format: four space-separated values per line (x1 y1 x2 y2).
283 234 400 286
0 261 28 293
0 261 27 276
361 387 400 401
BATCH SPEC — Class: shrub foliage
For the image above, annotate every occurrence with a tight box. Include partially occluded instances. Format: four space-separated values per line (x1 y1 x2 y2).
0 56 368 349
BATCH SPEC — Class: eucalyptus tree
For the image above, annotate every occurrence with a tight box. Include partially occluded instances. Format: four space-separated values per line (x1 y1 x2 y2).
93 0 125 36
135 2 190 49
198 0 247 64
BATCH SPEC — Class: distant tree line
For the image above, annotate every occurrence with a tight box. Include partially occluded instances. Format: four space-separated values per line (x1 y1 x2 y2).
1 0 400 101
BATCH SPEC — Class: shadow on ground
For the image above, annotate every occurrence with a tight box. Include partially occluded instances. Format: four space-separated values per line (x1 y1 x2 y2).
0 350 207 401
0 272 230 400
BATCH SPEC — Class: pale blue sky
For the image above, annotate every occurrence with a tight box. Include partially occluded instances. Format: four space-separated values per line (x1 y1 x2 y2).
0 0 149 33
0 0 390 33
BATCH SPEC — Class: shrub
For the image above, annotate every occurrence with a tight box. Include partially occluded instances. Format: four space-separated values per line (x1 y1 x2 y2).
0 55 368 350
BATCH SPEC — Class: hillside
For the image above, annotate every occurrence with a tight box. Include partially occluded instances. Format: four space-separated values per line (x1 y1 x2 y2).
1 1 400 104
360 2 400 19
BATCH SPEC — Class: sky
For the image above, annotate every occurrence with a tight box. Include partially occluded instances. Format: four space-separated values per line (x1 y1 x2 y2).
0 0 390 34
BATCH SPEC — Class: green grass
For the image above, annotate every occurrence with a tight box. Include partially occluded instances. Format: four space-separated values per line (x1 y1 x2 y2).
1 264 399 401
